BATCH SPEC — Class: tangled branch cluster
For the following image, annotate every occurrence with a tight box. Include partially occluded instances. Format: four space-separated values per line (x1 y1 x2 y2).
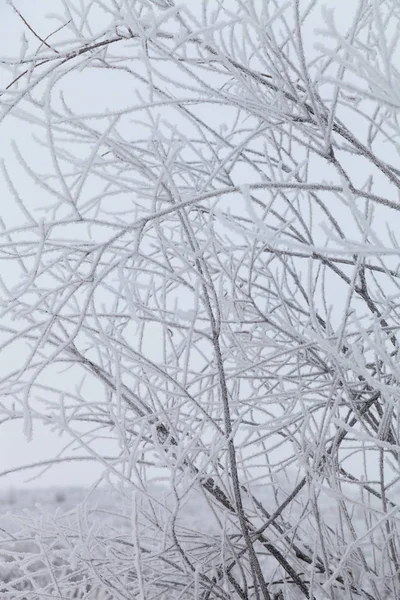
1 1 400 598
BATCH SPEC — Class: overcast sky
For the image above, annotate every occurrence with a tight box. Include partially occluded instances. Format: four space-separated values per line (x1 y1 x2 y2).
0 1 119 489
0 0 387 491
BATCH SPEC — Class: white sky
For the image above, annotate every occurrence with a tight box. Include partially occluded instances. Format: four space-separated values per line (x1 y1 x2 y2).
0 1 392 492
0 0 122 489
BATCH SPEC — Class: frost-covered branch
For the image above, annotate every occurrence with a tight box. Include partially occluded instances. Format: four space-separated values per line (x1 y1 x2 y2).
1 1 400 598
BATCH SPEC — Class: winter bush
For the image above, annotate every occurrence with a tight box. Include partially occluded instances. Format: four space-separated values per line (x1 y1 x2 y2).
1 0 400 598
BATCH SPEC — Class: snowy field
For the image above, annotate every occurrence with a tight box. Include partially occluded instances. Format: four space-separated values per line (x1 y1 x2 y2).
0 487 116 598
0 484 226 598
1 480 399 599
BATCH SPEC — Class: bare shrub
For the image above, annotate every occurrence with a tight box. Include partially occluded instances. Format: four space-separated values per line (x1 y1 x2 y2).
1 1 400 598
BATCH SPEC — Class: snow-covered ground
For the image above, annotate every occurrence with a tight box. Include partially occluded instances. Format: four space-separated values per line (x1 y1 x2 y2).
0 487 120 598
0 484 226 598
1 480 398 599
